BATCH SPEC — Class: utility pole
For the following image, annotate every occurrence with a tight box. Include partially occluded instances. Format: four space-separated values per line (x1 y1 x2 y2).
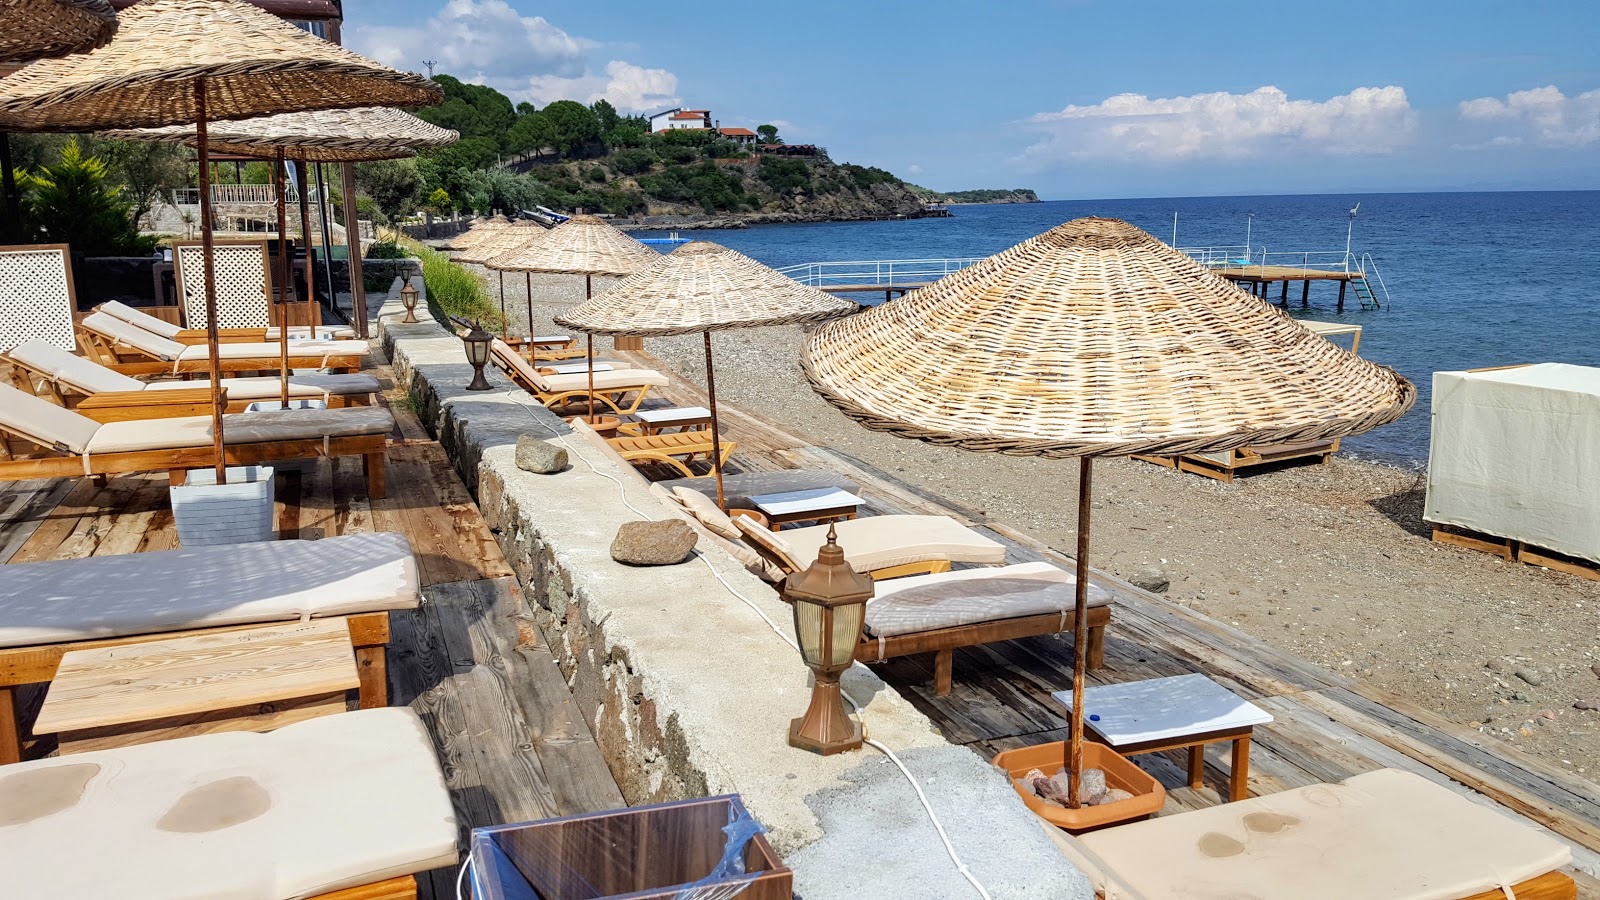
422 59 437 78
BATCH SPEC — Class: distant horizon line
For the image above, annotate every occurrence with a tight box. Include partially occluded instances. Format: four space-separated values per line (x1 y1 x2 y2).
1022 186 1600 204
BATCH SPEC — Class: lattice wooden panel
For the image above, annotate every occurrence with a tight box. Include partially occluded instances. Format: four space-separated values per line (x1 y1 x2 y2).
174 240 272 329
0 244 77 352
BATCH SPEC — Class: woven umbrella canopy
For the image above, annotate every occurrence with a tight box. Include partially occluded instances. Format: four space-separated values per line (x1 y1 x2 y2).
557 241 856 506
801 217 1415 805
0 0 117 63
447 215 510 251
101 107 459 350
487 215 658 421
459 222 547 334
0 0 439 483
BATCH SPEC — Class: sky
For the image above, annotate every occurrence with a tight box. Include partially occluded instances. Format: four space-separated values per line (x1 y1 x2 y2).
344 0 1600 199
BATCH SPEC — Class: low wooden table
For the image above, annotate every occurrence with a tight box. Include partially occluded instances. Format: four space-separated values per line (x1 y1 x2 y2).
1052 673 1273 802
750 487 862 528
34 618 360 755
635 405 713 435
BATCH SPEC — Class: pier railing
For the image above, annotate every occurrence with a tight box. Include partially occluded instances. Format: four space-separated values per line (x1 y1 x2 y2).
777 257 983 288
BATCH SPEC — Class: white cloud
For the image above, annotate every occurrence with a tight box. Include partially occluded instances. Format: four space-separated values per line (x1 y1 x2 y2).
1457 86 1600 147
348 1 679 112
523 61 680 113
1021 85 1415 165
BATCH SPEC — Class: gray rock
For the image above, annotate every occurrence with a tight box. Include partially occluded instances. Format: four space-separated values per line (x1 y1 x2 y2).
1575 699 1599 711
1592 664 1600 680
1514 668 1543 687
610 519 698 566
1513 691 1531 702
1128 565 1170 594
1484 659 1505 673
1075 767 1108 804
515 434 568 474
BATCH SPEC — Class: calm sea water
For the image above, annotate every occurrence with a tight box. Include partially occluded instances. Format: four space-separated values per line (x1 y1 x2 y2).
648 192 1600 467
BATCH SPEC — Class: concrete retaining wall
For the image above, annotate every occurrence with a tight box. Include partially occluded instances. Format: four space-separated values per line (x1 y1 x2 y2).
375 283 1091 900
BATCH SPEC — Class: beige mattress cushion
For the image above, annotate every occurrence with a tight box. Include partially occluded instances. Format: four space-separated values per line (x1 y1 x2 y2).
85 406 393 453
0 531 419 647
0 382 102 454
733 517 803 571
0 707 458 899
783 515 1007 574
1074 768 1572 900
671 486 743 539
145 373 383 400
265 326 357 340
865 561 1112 637
102 299 183 338
177 340 369 362
9 339 145 393
84 311 186 360
541 369 670 392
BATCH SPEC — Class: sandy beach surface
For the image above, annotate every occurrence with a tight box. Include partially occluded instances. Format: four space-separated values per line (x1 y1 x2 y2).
477 261 1600 779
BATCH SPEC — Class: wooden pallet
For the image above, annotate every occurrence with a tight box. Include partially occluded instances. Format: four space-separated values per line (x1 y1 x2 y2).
1431 524 1600 582
1133 440 1335 483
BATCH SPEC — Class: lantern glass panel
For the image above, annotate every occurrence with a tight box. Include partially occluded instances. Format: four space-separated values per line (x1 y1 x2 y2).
791 599 825 669
830 602 866 668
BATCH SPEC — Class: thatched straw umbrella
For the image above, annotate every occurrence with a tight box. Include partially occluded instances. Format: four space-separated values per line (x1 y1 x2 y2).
460 222 546 335
488 215 658 421
102 107 459 349
446 215 509 251
0 0 117 63
801 217 1415 806
557 241 855 507
0 0 438 482
0 0 118 241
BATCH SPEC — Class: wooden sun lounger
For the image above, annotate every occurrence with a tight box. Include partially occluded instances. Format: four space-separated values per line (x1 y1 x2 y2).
0 708 457 898
77 311 367 376
491 339 665 416
99 299 354 344
0 531 418 763
607 429 736 479
7 339 378 414
855 562 1113 695
0 382 390 497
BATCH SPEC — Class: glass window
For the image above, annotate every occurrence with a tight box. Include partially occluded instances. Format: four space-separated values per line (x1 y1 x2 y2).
291 20 328 39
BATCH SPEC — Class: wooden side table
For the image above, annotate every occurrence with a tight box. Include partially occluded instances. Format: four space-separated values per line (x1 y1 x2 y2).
34 618 360 754
1052 673 1273 802
751 487 862 528
635 406 713 435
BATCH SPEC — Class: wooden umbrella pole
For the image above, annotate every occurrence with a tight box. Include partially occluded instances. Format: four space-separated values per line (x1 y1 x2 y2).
274 149 291 407
339 162 368 340
1067 456 1093 809
524 272 533 345
585 274 596 423
704 331 727 510
194 80 226 484
314 163 335 320
498 270 506 337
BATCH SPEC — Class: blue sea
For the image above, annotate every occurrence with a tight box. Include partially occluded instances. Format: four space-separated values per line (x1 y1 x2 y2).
651 192 1600 467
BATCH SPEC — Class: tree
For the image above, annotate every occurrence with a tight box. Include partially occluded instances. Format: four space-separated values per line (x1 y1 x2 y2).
756 124 781 144
19 139 156 255
590 99 620 137
506 111 554 157
540 100 601 159
90 139 190 229
426 188 451 213
413 74 518 150
483 170 543 213
354 158 425 223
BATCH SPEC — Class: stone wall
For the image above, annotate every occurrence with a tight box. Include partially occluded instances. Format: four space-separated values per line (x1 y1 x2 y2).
375 283 1091 900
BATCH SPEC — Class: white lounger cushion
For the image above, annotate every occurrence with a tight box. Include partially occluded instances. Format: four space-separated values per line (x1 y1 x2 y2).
864 561 1113 638
85 405 393 453
0 531 419 647
746 515 1007 574
0 708 458 899
102 300 355 341
11 339 381 399
84 312 366 362
540 369 669 392
10 339 145 393
0 382 102 453
1073 768 1571 900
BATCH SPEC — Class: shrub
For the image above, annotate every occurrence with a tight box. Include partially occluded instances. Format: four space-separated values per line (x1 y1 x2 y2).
19 139 157 256
758 156 811 194
410 241 501 329
610 148 654 175
364 239 411 260
586 167 607 183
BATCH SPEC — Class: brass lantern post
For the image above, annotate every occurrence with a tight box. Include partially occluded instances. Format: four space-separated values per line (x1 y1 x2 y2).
462 322 494 391
399 275 420 324
783 525 873 755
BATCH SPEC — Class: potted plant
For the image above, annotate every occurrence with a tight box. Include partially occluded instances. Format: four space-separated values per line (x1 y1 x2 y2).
170 465 276 547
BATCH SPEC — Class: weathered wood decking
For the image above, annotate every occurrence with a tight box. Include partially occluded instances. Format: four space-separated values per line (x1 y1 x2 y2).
624 347 1600 894
0 358 623 900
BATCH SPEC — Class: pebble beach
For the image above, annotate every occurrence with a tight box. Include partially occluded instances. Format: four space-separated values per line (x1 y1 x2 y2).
472 259 1600 780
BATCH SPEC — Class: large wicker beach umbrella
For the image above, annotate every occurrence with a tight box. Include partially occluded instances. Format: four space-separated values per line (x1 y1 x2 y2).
0 0 438 482
465 222 548 334
448 215 510 251
102 107 459 348
558 241 856 507
801 217 1415 804
0 0 117 63
489 215 658 420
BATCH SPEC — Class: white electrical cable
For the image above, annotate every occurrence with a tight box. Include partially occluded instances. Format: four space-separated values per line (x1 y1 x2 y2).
501 389 993 900
455 854 472 900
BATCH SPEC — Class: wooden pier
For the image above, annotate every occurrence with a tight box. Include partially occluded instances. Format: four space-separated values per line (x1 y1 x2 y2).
1214 264 1375 310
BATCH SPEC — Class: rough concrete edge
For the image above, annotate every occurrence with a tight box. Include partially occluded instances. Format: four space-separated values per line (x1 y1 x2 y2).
373 279 1092 900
